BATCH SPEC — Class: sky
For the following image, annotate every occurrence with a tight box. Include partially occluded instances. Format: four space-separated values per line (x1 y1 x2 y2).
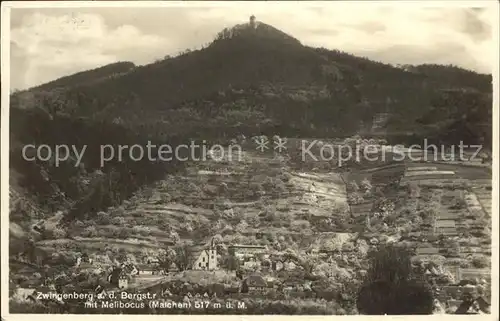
8 3 498 90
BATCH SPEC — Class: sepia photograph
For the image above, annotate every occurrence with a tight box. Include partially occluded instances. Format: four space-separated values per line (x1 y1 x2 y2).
1 1 498 317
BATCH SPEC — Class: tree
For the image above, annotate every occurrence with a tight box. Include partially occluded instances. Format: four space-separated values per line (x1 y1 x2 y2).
283 249 319 275
365 244 413 283
246 212 260 226
170 231 180 244
212 234 223 245
360 178 372 192
111 216 126 226
348 192 364 205
372 198 395 218
158 248 176 272
356 244 434 314
51 227 67 239
471 255 489 268
222 247 240 271
313 262 339 278
174 243 192 271
96 211 110 225
82 225 97 237
342 242 355 253
160 193 171 204
235 220 249 233
408 183 421 198
347 181 359 192
183 222 193 233
320 238 342 253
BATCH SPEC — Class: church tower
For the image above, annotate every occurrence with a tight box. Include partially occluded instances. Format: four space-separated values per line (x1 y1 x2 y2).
208 237 218 270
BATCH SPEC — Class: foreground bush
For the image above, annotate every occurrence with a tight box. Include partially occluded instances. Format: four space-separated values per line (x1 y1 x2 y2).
356 244 434 314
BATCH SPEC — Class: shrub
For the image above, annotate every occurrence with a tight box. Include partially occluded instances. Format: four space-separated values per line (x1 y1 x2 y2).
157 193 171 203
82 226 97 237
471 255 489 268
111 216 126 226
408 183 421 198
360 178 372 192
170 231 180 244
348 193 364 205
290 220 310 232
110 206 126 217
246 213 260 226
117 228 129 239
347 181 359 192
262 210 277 222
280 172 292 182
450 198 467 210
73 220 85 228
51 227 67 239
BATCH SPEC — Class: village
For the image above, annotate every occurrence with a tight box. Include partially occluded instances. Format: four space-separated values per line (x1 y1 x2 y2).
11 228 491 314
11 239 305 307
9 137 492 314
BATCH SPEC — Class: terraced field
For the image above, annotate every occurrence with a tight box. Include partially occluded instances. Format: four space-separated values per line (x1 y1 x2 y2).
399 161 491 281
38 147 350 259
470 179 492 217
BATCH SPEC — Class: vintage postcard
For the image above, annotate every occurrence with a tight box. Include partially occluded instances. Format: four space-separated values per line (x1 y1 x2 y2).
1 1 498 319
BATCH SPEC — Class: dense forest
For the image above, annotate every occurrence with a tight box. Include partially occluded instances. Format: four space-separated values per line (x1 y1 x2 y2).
10 106 188 223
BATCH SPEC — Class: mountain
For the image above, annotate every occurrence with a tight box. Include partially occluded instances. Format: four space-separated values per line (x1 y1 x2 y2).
9 18 492 256
8 19 493 314
11 20 492 144
19 61 137 93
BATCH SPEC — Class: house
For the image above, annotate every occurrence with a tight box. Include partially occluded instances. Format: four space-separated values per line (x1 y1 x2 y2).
284 261 297 271
144 257 160 265
271 261 284 272
121 263 138 275
282 279 300 291
423 265 441 276
416 247 440 255
81 253 91 263
75 253 94 268
94 284 106 297
42 280 57 291
37 285 65 305
461 268 490 282
76 253 93 265
192 238 218 270
436 220 456 228
136 264 158 275
192 248 218 270
243 257 261 269
118 272 131 289
229 244 267 259
241 274 268 293
78 262 95 271
13 287 37 302
107 267 132 289
448 266 462 282
454 296 490 314
107 269 120 285
163 262 179 273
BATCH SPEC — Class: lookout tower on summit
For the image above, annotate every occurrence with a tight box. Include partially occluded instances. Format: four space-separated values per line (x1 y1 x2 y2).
249 15 257 29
